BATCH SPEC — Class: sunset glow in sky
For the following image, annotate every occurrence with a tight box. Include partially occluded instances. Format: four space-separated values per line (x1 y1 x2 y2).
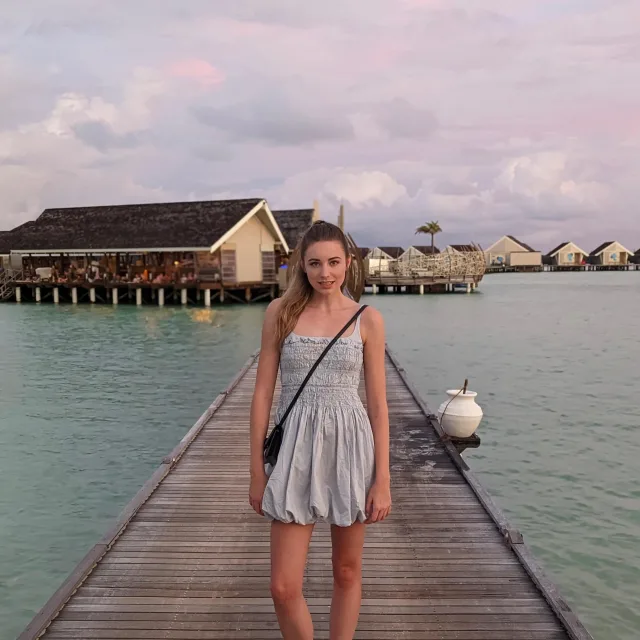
1 0 639 248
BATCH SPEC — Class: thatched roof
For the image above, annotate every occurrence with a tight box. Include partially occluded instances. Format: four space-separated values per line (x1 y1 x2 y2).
272 209 314 252
448 244 476 253
0 231 12 254
3 199 263 251
358 247 370 259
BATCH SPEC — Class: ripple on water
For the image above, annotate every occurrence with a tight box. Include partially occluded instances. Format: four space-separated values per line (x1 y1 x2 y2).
1 274 640 639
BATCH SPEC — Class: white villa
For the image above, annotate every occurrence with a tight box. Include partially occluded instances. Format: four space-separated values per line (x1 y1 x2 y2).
485 235 542 269
545 242 588 267
588 241 634 267
362 246 404 275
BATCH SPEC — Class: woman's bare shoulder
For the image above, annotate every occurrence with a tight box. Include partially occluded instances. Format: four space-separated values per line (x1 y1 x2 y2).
361 304 383 323
360 304 384 339
266 297 283 314
261 298 283 331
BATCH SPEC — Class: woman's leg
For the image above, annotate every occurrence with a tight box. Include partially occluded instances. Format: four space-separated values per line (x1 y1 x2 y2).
270 520 315 639
329 521 366 639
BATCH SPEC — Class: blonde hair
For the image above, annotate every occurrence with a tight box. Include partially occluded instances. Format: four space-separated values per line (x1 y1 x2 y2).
275 220 356 344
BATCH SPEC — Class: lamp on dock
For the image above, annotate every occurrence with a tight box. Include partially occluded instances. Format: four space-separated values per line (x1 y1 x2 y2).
437 379 483 438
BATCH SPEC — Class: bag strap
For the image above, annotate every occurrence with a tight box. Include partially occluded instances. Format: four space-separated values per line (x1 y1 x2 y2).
276 305 368 428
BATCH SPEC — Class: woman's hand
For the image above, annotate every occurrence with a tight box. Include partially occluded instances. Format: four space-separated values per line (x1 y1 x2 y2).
249 470 269 516
365 480 392 524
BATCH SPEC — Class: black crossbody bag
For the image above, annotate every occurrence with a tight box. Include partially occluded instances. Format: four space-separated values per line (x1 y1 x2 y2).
263 305 368 467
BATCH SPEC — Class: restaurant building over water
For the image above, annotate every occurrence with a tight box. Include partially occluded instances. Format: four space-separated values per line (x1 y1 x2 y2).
0 199 316 305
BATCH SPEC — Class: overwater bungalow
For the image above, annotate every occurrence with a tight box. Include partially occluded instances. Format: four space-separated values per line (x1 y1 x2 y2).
272 208 317 252
398 245 440 262
588 241 634 269
362 246 404 276
378 246 405 260
2 199 292 304
545 241 588 270
485 235 542 270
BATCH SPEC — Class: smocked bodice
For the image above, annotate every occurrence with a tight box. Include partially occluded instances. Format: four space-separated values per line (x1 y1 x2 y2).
276 323 364 415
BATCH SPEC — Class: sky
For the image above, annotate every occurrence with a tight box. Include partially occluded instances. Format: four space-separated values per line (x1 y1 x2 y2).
1 0 639 250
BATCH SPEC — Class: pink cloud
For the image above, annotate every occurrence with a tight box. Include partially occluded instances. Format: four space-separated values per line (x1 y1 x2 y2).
401 0 444 7
167 59 225 86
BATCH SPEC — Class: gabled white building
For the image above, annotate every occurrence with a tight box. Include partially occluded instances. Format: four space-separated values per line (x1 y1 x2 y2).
485 235 542 268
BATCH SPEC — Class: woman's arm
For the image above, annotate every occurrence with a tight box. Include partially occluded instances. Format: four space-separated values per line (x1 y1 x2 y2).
362 306 392 522
249 298 282 478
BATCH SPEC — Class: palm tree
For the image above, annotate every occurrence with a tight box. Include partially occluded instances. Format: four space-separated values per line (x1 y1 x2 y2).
415 221 442 253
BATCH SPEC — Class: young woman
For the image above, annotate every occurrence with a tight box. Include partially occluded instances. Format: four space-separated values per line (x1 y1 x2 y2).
249 220 391 639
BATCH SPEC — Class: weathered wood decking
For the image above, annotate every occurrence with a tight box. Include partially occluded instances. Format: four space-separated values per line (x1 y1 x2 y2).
20 349 592 640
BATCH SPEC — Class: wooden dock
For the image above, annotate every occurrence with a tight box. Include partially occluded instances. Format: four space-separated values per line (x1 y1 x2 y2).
365 276 480 295
19 349 592 640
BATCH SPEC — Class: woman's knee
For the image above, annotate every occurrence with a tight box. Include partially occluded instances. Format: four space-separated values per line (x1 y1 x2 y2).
270 577 303 605
333 560 361 589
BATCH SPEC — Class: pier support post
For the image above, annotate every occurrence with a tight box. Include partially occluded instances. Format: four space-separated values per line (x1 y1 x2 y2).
136 289 142 306
466 283 471 294
15 287 21 303
204 289 211 307
53 288 59 304
419 284 424 295
90 288 96 303
35 287 41 303
245 287 251 302
372 284 377 295
112 288 118 305
158 288 165 307
181 289 187 305
71 287 78 304
220 289 225 303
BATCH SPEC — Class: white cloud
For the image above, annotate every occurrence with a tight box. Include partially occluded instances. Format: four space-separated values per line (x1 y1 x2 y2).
324 171 408 209
1 0 639 251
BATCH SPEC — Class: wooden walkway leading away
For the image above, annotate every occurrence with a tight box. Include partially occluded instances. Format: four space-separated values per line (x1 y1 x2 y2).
20 349 593 640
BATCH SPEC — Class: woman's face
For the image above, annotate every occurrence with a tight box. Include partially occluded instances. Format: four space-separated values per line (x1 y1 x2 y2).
303 240 350 295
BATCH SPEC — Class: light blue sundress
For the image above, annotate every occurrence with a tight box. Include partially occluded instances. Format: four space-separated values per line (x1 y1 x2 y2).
261 311 376 527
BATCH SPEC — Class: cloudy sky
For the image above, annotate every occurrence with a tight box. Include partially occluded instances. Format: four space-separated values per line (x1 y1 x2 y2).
1 1 639 250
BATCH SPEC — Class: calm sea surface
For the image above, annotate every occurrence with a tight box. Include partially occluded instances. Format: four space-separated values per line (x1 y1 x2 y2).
1 272 639 639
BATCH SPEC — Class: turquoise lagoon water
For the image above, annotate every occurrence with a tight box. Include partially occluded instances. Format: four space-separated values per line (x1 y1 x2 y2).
0 271 639 639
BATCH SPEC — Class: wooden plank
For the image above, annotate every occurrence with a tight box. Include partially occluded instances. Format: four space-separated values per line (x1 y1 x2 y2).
18 347 592 640
18 352 259 640
384 346 593 640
